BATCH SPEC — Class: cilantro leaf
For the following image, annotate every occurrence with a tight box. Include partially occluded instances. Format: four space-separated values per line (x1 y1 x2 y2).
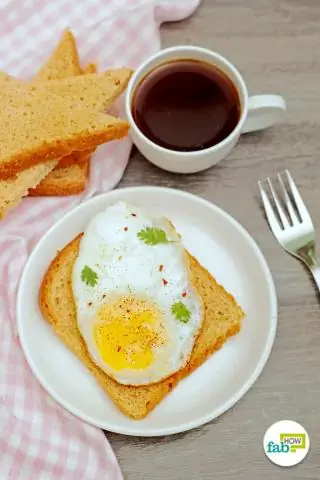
81 265 98 287
137 227 169 246
171 302 191 323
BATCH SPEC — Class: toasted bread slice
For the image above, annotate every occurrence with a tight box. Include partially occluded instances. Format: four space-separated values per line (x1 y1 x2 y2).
34 30 82 81
29 155 90 196
39 234 244 420
0 67 132 180
0 161 58 219
29 64 98 197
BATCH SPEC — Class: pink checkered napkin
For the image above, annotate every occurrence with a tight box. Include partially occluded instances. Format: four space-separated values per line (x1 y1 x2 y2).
0 1 200 478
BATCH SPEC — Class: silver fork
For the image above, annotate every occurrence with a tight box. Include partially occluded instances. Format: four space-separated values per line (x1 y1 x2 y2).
258 170 320 290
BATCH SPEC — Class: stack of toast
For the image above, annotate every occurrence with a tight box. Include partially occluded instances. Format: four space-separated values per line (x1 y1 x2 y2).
0 30 133 219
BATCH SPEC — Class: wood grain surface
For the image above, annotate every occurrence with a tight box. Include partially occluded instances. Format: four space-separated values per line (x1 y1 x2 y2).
108 1 320 478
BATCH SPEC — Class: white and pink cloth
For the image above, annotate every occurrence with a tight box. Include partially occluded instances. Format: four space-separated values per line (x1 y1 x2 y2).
0 1 200 478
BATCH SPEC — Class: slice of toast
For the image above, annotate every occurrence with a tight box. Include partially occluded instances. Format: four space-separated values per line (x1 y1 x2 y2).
0 161 58 219
29 64 98 197
0 68 132 180
39 234 244 420
34 30 82 82
29 155 90 196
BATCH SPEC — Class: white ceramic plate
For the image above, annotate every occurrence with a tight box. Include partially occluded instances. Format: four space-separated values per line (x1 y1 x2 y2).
17 187 277 437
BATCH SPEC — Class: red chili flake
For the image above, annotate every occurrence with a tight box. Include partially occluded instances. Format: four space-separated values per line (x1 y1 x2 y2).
159 264 164 272
88 301 92 306
131 213 137 217
162 279 168 286
124 226 128 231
182 292 187 298
117 346 122 352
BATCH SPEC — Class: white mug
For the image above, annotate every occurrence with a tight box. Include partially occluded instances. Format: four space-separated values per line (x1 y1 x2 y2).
124 45 286 174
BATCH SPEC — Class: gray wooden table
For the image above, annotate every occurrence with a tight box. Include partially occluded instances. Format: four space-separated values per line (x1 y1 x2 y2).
108 1 320 478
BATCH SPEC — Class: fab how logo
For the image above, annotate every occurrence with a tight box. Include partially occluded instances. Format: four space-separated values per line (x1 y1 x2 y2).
263 420 310 467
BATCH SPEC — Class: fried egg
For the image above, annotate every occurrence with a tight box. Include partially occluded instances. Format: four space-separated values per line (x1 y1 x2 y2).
72 201 203 386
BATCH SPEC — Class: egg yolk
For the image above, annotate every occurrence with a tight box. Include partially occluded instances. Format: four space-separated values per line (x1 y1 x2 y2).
93 296 167 371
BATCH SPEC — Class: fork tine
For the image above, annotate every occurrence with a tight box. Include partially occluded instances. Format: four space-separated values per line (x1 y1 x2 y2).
258 181 282 236
285 170 312 224
267 177 290 229
277 172 299 225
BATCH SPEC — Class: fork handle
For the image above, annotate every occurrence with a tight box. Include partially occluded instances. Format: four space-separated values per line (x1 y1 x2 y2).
310 267 320 292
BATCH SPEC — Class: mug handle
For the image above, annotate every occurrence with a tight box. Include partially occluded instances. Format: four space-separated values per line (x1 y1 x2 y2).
241 94 286 134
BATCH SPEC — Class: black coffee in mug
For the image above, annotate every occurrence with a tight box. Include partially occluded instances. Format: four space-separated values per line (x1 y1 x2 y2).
131 59 241 152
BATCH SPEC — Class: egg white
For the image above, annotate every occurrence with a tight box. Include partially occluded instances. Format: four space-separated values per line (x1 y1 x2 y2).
72 201 203 386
